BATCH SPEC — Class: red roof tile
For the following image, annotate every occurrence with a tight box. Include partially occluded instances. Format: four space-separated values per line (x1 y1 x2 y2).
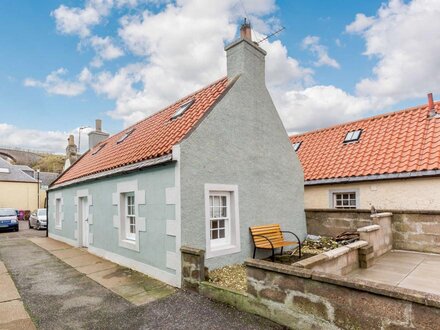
290 102 440 182
54 77 231 185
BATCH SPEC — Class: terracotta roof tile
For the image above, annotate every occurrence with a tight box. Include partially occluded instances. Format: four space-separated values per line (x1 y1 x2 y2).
290 102 440 181
54 77 230 185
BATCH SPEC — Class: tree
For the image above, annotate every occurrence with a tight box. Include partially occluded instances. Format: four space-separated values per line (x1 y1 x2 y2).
31 154 65 173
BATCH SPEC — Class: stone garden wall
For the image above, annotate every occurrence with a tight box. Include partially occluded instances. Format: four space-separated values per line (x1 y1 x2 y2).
306 209 440 254
245 259 440 329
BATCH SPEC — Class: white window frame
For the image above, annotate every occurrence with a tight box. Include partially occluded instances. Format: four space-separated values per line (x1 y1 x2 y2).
125 192 136 241
330 189 359 209
55 198 61 228
53 192 63 230
205 184 240 259
209 192 231 248
112 180 146 252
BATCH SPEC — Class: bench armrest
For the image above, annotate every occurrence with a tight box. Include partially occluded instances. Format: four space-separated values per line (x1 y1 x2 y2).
280 231 302 258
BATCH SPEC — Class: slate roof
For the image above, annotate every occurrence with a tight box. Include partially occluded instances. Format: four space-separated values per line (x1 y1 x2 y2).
0 158 37 183
54 77 231 186
290 102 440 182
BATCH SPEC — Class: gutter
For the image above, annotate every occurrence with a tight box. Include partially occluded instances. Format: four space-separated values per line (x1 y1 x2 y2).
49 154 173 190
305 169 440 186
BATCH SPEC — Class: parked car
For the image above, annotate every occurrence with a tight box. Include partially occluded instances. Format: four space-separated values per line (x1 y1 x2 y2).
0 208 19 232
29 209 47 230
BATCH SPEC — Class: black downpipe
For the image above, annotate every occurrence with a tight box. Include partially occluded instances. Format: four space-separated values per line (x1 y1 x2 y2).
45 191 49 238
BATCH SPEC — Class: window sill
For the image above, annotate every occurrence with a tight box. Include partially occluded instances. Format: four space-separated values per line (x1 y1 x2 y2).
119 238 139 252
55 226 62 230
206 244 240 259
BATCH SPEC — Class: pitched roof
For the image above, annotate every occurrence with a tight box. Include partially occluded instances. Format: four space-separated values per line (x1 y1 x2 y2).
0 158 38 183
53 77 231 186
290 102 440 183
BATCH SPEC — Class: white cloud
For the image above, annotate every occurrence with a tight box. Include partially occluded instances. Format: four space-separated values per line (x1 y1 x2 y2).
302 35 340 69
345 13 375 34
274 85 389 133
105 0 310 125
348 0 440 101
87 36 124 67
0 123 92 154
24 68 88 96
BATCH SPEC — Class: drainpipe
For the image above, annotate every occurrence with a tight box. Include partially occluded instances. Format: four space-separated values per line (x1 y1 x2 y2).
45 191 49 238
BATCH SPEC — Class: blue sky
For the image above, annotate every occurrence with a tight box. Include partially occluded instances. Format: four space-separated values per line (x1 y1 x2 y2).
0 0 437 153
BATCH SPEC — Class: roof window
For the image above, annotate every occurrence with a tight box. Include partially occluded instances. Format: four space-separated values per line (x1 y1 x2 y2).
292 141 302 152
117 128 135 144
344 129 362 143
0 168 10 174
92 143 107 155
171 99 194 119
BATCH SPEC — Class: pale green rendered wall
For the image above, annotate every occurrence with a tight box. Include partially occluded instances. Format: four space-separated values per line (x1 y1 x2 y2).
48 164 176 275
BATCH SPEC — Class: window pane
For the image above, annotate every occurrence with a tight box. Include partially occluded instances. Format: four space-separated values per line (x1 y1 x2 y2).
350 193 356 199
350 200 356 206
336 200 342 206
211 220 218 229
213 207 220 218
221 206 227 217
343 200 349 206
211 230 218 239
214 196 220 208
221 196 226 207
219 229 225 238
343 194 348 199
219 219 225 228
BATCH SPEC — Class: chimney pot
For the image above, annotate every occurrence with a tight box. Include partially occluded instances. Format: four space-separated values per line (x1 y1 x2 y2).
95 119 102 132
428 93 434 110
240 19 252 41
68 134 75 146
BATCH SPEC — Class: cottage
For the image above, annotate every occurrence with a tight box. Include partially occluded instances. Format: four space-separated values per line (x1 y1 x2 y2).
48 23 306 287
290 93 440 212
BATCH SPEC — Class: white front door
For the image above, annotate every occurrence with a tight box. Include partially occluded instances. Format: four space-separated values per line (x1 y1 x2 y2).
80 197 89 248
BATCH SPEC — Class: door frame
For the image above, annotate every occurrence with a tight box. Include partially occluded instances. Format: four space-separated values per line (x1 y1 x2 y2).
78 196 89 248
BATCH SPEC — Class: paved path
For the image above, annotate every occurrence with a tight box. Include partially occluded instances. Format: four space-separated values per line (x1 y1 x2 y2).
0 239 282 330
0 260 35 329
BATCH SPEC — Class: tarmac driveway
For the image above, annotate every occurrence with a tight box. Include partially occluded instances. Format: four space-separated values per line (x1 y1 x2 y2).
0 239 281 330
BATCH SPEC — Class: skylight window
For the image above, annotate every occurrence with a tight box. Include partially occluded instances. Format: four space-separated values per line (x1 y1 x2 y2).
92 143 107 155
292 141 302 152
171 99 194 119
344 129 362 143
117 128 135 144
0 168 10 174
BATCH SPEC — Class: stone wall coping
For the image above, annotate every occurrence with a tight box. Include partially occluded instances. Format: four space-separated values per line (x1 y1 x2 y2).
357 224 380 232
181 246 205 256
323 246 350 259
292 253 329 269
345 240 368 250
370 212 393 218
305 208 440 216
246 258 440 309
245 258 313 278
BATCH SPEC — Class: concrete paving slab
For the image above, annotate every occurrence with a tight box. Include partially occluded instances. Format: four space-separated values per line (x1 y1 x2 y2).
0 318 36 330
62 253 102 268
127 286 176 306
87 267 138 289
75 260 117 275
51 247 87 260
0 273 20 302
29 237 72 251
349 268 407 286
0 300 33 325
0 261 7 274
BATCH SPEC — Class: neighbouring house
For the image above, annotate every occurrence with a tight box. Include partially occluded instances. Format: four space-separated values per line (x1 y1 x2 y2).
16 165 59 207
0 157 39 210
290 93 440 212
48 23 306 287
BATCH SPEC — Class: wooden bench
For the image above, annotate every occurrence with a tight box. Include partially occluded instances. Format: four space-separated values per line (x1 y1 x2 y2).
250 224 302 261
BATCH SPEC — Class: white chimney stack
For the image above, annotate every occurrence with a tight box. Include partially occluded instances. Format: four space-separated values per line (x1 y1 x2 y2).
88 119 109 150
